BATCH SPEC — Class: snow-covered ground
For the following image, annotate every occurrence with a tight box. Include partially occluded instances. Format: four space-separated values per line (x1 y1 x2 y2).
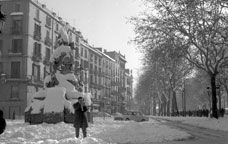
0 117 191 144
152 115 228 131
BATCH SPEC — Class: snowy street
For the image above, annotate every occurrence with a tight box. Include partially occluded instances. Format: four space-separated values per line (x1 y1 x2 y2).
0 117 191 144
151 116 228 144
1 116 228 144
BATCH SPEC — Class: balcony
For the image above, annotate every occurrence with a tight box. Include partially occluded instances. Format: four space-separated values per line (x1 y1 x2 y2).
26 75 43 86
0 74 30 83
32 53 42 62
111 90 119 96
33 33 41 41
12 29 22 35
118 87 126 93
69 42 75 50
44 37 52 47
43 57 50 65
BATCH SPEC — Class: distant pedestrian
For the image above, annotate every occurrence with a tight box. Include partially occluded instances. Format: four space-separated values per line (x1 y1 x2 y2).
0 110 6 135
73 97 88 138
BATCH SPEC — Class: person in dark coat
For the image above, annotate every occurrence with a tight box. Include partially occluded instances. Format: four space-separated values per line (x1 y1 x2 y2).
0 110 6 135
73 97 88 138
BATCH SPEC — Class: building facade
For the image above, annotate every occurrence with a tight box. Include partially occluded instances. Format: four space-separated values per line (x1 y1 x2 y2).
0 0 133 119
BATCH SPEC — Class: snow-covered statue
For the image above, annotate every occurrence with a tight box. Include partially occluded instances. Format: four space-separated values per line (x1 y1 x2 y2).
25 25 91 124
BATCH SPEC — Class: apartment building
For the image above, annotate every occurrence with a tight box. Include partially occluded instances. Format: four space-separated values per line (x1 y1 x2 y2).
0 0 81 119
0 0 133 118
104 51 127 113
125 69 133 110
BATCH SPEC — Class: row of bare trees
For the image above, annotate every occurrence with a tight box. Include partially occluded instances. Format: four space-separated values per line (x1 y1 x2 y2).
131 0 228 118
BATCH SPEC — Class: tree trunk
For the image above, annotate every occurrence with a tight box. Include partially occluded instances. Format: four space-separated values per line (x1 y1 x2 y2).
224 85 228 108
167 91 171 116
167 99 170 116
153 97 156 115
172 91 179 116
163 100 167 116
211 73 218 119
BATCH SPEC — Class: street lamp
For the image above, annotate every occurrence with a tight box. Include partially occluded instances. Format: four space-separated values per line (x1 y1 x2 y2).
0 11 6 33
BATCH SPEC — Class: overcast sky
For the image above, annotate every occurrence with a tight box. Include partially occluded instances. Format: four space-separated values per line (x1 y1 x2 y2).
39 0 144 87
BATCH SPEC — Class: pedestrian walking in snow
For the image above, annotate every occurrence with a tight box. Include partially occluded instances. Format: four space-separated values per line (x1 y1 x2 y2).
73 97 88 138
0 110 6 135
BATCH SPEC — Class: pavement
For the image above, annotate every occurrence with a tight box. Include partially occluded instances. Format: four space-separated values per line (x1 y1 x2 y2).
149 117 228 144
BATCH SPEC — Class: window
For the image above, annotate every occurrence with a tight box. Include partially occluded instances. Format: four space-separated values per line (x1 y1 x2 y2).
0 62 3 73
75 47 79 58
45 48 50 59
90 75 93 83
80 59 84 68
11 85 19 99
80 47 83 57
46 16 51 27
84 60 88 69
12 19 22 34
56 23 59 31
36 9 40 20
99 58 101 66
90 63 93 72
34 24 41 40
15 3 20 12
90 54 93 62
0 40 2 55
32 64 40 81
75 61 80 69
46 30 50 38
11 39 23 53
84 49 87 58
33 42 41 58
11 61 20 78
95 66 97 73
75 36 79 43
99 76 101 85
34 24 41 36
95 56 97 64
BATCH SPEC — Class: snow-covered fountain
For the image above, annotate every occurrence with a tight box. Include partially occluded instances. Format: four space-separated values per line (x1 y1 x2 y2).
25 25 91 124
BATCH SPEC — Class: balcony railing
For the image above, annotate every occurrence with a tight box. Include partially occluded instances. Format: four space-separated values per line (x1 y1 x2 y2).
43 57 50 65
44 37 52 47
12 29 22 35
32 53 42 62
33 33 41 41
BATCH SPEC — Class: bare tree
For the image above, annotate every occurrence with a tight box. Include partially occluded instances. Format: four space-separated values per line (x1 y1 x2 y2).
131 0 228 118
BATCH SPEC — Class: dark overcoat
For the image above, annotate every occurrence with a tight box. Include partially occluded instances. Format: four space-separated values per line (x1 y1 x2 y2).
0 117 6 135
73 102 88 128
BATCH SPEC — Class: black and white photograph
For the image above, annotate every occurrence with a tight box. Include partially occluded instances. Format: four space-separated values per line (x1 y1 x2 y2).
0 0 228 143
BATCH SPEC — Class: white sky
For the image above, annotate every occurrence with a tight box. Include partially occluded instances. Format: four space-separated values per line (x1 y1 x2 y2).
39 0 144 89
